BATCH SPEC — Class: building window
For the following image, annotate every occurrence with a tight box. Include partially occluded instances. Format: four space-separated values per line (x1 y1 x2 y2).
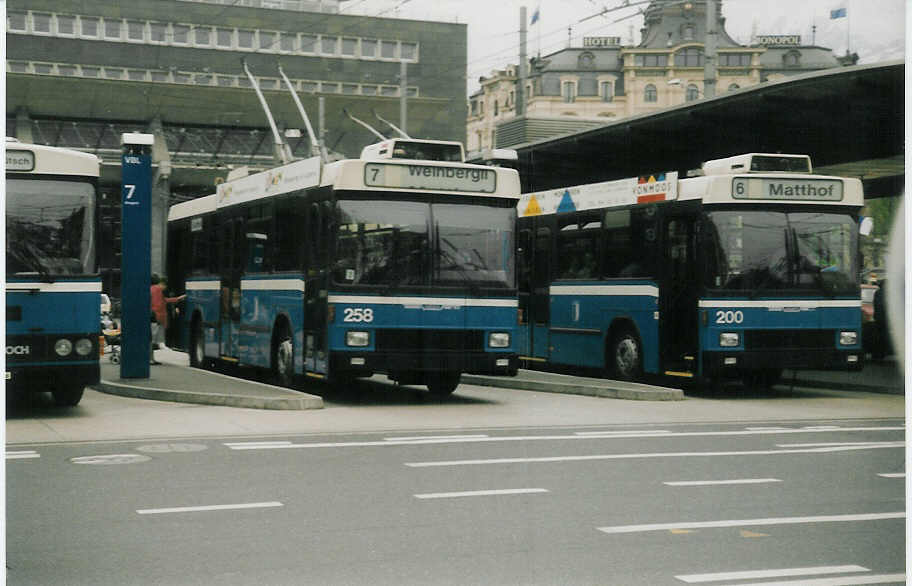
8 62 28 73
342 83 358 94
728 83 740 92
194 73 212 85
150 22 167 43
104 19 122 40
321 36 337 55
635 54 668 67
342 37 358 56
783 51 801 67
81 66 100 77
57 15 76 35
675 47 704 67
172 24 190 44
259 78 278 90
644 84 657 102
683 24 695 41
720 53 751 67
401 42 417 60
300 34 317 53
151 71 170 82
562 81 576 103
8 12 27 32
237 29 254 49
322 82 340 93
195 27 212 46
217 76 234 87
260 31 277 50
381 40 397 59
58 65 77 76
686 84 700 101
173 72 191 84
280 32 296 52
32 12 52 33
128 69 147 81
105 68 125 80
361 39 377 58
600 81 614 102
33 63 53 75
380 86 398 97
362 85 378 95
216 28 233 47
494 100 499 116
81 16 99 37
300 81 319 93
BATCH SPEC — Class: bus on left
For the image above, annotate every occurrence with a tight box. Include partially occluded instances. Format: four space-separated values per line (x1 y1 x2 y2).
5 139 102 406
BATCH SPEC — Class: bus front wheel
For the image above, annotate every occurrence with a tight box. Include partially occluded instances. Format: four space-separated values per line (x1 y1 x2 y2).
427 373 460 396
609 330 642 381
52 385 84 407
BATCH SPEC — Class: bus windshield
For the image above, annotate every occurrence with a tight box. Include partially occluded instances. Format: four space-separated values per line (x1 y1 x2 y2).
334 197 515 290
6 178 96 277
704 209 858 296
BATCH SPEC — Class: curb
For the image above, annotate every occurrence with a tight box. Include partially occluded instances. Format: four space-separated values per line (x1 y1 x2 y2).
93 380 324 410
461 374 684 401
785 378 903 395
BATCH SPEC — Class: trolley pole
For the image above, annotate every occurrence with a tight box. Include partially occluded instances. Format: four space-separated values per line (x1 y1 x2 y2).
120 132 154 379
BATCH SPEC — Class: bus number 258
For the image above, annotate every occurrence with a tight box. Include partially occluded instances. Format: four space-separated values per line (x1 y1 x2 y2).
343 308 374 323
715 310 744 324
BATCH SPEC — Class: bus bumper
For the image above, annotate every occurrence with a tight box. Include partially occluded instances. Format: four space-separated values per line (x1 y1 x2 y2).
6 363 100 395
331 351 518 379
701 349 864 378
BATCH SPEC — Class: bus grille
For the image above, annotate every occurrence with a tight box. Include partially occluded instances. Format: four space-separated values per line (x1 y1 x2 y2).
375 329 485 353
744 329 834 351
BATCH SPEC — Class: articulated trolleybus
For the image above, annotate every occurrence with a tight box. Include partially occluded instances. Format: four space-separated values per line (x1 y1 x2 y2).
168 138 520 395
516 153 864 387
6 139 102 406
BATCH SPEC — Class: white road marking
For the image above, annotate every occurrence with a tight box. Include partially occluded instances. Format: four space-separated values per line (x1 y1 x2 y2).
878 473 905 478
384 434 489 442
777 442 899 448
404 443 904 468
137 501 283 515
414 488 549 500
665 478 782 487
575 430 671 436
6 451 39 460
746 427 790 431
597 512 905 534
717 574 906 585
222 426 904 450
676 564 870 583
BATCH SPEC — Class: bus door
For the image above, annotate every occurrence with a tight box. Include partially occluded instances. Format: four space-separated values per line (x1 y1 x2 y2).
529 226 552 359
660 215 699 375
218 216 244 359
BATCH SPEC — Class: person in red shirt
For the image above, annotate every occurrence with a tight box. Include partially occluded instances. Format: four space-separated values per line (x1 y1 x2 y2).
150 274 185 364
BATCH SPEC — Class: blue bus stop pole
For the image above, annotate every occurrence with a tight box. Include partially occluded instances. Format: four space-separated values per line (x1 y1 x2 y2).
120 133 154 379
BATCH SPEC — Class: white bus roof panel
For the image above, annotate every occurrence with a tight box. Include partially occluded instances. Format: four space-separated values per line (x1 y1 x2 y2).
215 156 321 209
168 193 217 221
5 141 100 177
679 174 865 207
519 173 678 217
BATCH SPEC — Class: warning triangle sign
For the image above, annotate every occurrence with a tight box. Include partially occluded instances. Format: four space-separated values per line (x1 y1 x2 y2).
557 190 576 213
523 196 542 216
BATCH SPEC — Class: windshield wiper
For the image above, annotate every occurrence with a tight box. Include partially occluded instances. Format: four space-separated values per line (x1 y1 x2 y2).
437 235 481 296
8 241 55 282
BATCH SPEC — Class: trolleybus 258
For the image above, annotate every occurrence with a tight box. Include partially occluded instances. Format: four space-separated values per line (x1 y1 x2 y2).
6 139 102 406
167 138 521 395
516 153 865 388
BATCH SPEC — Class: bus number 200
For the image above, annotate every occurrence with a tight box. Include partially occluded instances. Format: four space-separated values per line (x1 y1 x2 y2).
343 308 374 323
715 310 744 324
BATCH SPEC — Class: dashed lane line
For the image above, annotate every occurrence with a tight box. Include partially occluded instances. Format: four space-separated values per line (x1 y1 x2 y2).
414 488 549 499
675 564 870 583
6 451 39 460
664 478 782 487
597 512 905 535
137 501 283 515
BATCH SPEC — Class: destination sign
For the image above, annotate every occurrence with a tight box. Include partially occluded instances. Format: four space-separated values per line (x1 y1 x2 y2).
364 162 496 193
6 150 35 171
732 178 843 201
756 35 801 46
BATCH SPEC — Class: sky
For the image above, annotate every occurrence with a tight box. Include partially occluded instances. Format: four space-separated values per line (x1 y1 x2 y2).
341 0 906 94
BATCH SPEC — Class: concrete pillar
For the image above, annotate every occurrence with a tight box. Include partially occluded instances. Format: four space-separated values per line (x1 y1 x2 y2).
147 118 172 277
15 107 33 143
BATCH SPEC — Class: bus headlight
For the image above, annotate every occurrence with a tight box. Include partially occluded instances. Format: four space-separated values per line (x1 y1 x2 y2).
489 332 511 348
839 331 858 346
719 332 740 347
345 331 370 347
74 338 94 356
54 339 73 356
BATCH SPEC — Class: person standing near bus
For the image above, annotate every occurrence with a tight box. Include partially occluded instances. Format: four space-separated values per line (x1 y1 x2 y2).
150 274 185 364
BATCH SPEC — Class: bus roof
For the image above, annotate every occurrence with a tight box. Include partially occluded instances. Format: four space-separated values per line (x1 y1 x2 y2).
168 193 217 221
5 139 100 177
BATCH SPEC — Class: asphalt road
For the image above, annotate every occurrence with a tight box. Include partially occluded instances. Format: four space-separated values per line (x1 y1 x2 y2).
5 381 906 586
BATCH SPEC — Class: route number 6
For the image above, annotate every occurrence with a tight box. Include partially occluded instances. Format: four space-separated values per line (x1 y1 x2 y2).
343 308 374 323
715 310 744 324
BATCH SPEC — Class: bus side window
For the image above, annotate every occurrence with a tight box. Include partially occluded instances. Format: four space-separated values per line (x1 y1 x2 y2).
275 197 306 272
307 203 322 275
245 202 273 273
557 215 600 279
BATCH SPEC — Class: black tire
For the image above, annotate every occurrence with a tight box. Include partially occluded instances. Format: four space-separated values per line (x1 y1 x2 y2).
52 385 84 407
273 323 295 388
609 330 642 381
427 373 460 396
189 318 205 369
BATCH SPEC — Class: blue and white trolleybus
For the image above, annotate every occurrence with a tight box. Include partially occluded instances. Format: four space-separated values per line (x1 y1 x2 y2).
516 153 864 387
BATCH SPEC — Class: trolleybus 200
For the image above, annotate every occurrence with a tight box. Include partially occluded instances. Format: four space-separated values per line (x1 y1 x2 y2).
516 153 865 387
167 138 521 395
5 139 102 406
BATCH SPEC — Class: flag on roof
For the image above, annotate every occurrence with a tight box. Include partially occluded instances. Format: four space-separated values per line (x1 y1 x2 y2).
830 7 847 19
530 6 540 25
